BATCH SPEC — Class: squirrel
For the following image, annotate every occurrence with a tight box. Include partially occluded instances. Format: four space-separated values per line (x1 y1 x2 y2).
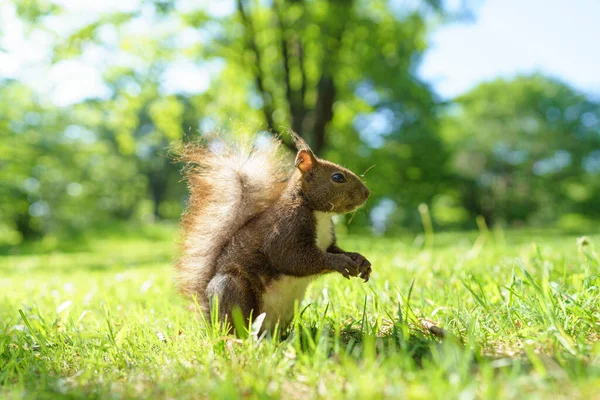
175 130 371 331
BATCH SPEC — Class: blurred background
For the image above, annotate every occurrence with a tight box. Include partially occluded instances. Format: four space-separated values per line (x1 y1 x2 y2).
1 0 599 250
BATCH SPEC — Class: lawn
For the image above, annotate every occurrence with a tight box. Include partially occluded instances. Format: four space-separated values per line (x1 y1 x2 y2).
1 225 599 399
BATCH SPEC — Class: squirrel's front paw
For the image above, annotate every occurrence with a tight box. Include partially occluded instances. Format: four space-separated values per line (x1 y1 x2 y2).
345 252 372 282
327 253 360 279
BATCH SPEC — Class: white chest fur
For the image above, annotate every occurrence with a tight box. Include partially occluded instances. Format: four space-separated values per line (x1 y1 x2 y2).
260 275 314 329
313 211 333 251
260 212 333 328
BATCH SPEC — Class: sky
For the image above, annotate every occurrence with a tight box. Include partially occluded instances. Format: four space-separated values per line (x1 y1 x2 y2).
0 0 598 104
420 0 600 99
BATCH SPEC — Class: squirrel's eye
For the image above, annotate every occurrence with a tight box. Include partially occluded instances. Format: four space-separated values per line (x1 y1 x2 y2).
331 173 346 183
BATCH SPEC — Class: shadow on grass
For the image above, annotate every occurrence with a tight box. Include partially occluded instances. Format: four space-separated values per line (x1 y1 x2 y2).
339 326 439 367
284 320 585 379
281 321 446 368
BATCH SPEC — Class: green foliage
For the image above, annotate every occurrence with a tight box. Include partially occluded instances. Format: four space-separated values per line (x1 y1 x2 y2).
0 81 147 245
2 229 600 397
13 0 61 24
443 75 600 227
3 1 600 242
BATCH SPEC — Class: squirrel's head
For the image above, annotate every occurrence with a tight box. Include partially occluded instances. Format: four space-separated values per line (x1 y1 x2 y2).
290 132 370 214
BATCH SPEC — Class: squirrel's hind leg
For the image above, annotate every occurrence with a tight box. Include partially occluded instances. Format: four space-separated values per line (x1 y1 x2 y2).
206 272 258 333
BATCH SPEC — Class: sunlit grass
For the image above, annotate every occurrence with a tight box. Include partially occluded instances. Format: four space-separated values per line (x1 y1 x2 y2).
1 227 600 399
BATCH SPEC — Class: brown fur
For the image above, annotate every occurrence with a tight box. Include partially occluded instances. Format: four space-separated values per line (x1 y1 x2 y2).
176 131 371 330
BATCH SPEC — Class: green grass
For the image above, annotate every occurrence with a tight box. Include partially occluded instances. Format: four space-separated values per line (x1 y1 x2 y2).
2 226 600 399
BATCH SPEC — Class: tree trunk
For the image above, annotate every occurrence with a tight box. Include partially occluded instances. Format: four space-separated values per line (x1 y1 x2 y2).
311 74 335 155
239 0 353 155
15 212 38 240
148 170 168 220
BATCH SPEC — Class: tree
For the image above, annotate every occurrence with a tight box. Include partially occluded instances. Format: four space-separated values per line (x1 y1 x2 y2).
0 80 147 245
443 74 600 227
5 0 476 239
206 0 471 153
195 0 467 232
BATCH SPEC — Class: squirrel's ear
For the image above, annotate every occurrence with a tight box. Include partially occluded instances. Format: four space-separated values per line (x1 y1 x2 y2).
295 149 316 174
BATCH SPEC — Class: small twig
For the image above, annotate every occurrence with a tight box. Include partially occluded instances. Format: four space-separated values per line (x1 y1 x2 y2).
421 319 445 338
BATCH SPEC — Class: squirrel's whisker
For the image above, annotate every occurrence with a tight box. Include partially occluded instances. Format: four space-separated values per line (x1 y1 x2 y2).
360 164 376 177
347 210 359 225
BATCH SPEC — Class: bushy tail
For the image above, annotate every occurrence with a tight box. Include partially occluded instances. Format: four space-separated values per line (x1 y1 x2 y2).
175 135 291 304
